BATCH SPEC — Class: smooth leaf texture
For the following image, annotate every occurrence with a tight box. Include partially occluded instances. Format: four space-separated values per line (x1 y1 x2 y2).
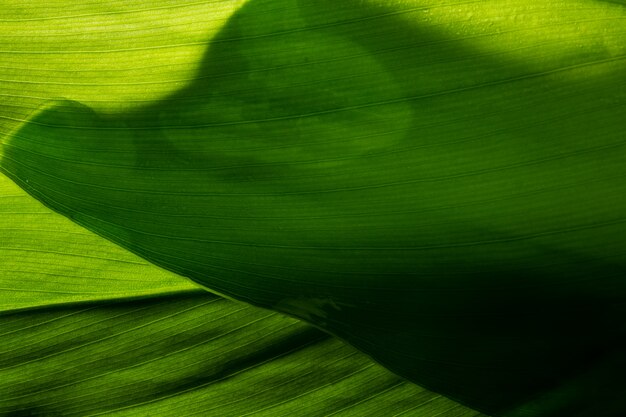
2 0 626 415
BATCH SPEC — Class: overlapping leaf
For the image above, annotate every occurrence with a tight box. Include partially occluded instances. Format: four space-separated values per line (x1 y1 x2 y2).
0 1 484 416
2 0 626 415
0 168 480 416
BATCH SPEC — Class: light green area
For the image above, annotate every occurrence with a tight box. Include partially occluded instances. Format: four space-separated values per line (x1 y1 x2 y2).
0 176 199 311
2 0 626 416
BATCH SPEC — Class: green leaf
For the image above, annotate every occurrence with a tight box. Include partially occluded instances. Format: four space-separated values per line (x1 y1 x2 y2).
0 176 198 312
0 177 482 416
0 3 484 415
2 0 626 415
4 294 478 417
0 2 486 416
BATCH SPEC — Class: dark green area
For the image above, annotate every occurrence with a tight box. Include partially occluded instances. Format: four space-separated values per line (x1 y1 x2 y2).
2 0 626 415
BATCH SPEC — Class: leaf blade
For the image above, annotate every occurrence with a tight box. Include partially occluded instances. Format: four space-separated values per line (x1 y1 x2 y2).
2 0 626 415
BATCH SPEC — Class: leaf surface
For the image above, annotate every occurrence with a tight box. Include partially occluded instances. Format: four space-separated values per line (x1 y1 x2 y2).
4 293 482 417
0 2 483 415
2 0 626 415
0 176 198 312
0 175 483 416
